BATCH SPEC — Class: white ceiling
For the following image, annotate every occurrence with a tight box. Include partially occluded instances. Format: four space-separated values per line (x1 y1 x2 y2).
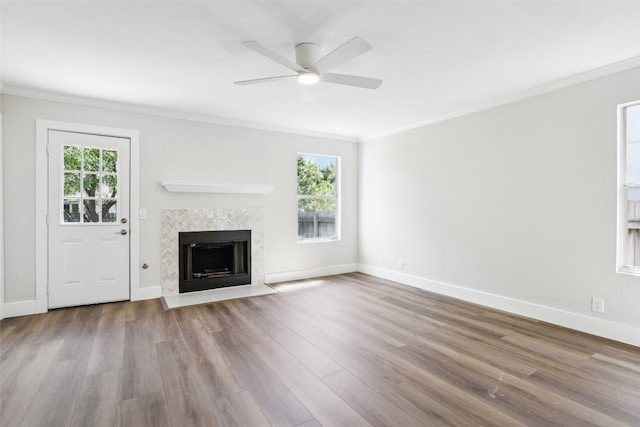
2 1 640 141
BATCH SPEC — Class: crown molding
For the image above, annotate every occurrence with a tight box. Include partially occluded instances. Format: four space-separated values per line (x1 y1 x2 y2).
0 86 359 143
360 55 640 142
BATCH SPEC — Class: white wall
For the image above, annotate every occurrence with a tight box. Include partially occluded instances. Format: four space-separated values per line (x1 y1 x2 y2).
2 94 359 305
360 67 640 346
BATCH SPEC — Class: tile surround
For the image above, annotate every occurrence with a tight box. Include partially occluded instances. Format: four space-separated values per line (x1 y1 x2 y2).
161 208 265 296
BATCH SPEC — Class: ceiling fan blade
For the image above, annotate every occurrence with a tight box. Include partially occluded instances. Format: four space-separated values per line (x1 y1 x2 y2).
234 75 297 85
242 41 304 73
312 36 372 73
321 73 382 90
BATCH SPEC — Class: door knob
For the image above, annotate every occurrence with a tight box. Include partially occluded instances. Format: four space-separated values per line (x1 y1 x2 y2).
116 229 128 235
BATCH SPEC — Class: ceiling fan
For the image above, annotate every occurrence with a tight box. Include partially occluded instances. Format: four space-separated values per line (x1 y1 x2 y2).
234 36 382 90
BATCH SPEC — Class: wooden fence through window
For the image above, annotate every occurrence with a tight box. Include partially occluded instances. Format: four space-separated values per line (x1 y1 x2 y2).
298 212 336 239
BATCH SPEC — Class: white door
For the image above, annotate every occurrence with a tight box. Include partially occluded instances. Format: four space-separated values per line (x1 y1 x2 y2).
48 130 130 308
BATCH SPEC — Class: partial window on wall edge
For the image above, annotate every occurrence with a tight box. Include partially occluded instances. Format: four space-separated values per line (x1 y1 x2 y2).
617 101 640 275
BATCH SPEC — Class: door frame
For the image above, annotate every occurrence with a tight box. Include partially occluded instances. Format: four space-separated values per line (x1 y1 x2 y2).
35 120 140 312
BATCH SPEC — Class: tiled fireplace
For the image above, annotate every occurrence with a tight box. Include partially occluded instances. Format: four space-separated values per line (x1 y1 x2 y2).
161 208 265 297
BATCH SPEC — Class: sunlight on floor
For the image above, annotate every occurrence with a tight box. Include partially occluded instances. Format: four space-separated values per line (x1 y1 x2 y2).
273 279 327 292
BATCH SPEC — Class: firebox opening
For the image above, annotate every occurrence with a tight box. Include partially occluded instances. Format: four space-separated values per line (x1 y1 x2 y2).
179 230 251 293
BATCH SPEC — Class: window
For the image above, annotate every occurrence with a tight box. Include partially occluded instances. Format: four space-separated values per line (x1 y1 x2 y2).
297 153 339 241
62 145 119 223
618 101 640 275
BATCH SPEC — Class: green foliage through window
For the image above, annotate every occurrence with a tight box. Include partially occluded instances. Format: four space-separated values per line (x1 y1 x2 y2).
297 154 338 240
297 155 336 213
63 145 118 223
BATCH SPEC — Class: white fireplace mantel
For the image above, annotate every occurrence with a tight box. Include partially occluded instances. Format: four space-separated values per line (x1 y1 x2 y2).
162 181 273 195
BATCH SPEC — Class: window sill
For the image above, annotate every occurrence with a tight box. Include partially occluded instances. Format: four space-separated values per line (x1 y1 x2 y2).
617 266 640 277
297 238 340 244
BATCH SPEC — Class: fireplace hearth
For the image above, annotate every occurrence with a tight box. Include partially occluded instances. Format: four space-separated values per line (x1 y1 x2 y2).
179 230 251 293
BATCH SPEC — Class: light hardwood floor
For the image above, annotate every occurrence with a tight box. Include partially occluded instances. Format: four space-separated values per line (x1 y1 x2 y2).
1 273 639 426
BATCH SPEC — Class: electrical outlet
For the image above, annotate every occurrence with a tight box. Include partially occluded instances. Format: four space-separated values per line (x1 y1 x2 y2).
398 259 404 270
591 297 605 314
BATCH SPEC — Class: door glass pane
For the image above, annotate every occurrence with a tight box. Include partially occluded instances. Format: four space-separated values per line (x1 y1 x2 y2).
103 150 118 173
100 175 118 198
84 148 100 172
64 173 81 197
64 146 82 170
83 173 99 197
63 199 81 222
83 199 101 223
61 145 121 224
102 200 117 222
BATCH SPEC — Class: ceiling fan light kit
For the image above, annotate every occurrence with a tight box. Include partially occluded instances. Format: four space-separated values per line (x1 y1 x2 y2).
235 36 382 90
297 71 320 85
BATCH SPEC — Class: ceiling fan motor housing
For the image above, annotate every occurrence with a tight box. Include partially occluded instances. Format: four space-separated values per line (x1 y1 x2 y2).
295 42 320 70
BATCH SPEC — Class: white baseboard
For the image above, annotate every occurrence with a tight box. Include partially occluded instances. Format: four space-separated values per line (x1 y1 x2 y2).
266 263 359 284
2 299 46 319
1 286 162 319
358 264 640 348
131 285 162 301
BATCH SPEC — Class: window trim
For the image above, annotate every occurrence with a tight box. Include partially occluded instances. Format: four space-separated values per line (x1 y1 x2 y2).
296 152 341 243
616 100 640 276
